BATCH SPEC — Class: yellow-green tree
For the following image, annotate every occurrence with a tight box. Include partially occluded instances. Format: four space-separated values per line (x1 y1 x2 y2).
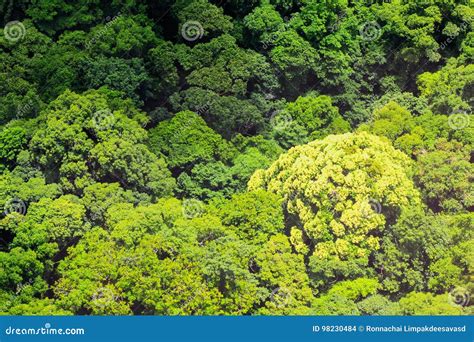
249 132 421 287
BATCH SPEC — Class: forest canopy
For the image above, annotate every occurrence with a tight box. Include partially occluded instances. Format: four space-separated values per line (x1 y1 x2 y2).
0 0 472 316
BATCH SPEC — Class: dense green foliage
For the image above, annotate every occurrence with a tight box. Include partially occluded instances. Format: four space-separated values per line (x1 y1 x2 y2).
0 0 472 316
